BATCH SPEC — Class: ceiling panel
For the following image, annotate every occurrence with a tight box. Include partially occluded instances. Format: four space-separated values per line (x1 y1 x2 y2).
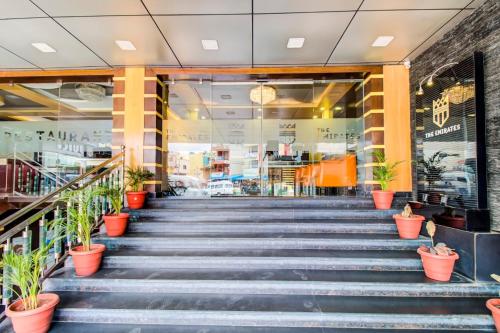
154 15 252 66
31 0 147 16
0 46 37 69
254 0 362 13
57 16 178 66
0 0 46 19
144 0 251 14
0 18 107 68
361 0 471 10
330 10 459 63
407 9 475 60
254 12 352 65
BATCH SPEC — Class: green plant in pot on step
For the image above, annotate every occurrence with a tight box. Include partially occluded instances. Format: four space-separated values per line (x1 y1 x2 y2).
487 274 500 333
3 238 61 333
392 204 425 239
371 151 402 209
125 166 154 209
417 220 459 282
97 181 129 237
59 186 106 277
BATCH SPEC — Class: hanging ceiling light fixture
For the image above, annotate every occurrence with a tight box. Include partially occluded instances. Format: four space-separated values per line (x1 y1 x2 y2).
416 62 458 96
250 85 276 105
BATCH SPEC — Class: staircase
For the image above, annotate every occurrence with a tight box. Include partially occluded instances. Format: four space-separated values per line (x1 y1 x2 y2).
4 197 499 332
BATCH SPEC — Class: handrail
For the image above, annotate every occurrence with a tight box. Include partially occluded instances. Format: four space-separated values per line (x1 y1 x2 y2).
0 150 124 230
15 151 69 186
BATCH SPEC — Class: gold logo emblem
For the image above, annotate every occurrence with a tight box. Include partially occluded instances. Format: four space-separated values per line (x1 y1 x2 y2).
432 95 449 128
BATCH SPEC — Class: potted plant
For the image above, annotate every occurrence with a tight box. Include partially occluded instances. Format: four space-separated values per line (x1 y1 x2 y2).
393 204 425 239
486 274 500 333
417 220 459 281
372 151 402 209
125 166 154 209
3 242 59 333
61 186 106 277
419 151 447 204
98 182 129 237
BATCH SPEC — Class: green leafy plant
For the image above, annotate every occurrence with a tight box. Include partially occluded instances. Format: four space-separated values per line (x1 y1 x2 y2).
372 151 403 191
58 186 101 252
419 151 447 186
126 166 154 192
2 236 59 311
96 182 123 215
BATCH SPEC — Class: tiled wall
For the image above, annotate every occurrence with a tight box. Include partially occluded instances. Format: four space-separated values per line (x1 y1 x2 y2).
409 0 500 231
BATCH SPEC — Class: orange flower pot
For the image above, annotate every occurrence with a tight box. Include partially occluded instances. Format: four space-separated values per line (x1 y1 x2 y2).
486 299 500 333
6 293 59 333
126 191 148 209
393 214 425 239
69 244 106 277
372 190 394 209
103 213 130 237
417 246 459 282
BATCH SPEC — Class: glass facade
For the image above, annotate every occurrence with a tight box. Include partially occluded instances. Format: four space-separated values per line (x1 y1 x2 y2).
0 81 113 197
166 78 366 197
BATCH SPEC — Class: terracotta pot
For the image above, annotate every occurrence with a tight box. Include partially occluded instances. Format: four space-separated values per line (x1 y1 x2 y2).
417 246 459 282
6 293 59 333
103 212 129 237
486 299 500 333
393 214 425 239
372 190 394 209
126 191 148 209
69 243 106 277
433 213 466 229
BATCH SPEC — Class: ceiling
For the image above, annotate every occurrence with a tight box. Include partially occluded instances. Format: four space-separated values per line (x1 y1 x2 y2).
0 0 485 69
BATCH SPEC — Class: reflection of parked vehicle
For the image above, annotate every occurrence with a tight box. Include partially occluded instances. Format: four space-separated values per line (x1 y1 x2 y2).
208 181 233 196
435 171 475 196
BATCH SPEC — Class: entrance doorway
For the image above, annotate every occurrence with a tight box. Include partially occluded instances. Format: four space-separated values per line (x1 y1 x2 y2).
166 77 366 197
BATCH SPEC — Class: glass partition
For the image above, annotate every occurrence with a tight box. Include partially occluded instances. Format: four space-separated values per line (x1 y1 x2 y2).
165 77 365 198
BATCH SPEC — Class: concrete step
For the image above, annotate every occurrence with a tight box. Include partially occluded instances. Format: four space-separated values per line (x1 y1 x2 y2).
132 208 402 222
2 322 494 333
127 221 399 234
45 268 500 298
49 291 495 330
145 197 398 210
94 234 430 251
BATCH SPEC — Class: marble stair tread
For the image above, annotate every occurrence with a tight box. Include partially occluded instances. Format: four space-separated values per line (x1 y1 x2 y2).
47 267 471 284
99 248 421 258
93 235 430 250
130 218 396 224
114 232 403 239
127 222 398 234
52 291 492 315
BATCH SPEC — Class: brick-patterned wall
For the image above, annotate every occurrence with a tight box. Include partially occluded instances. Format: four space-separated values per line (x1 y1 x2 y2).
409 0 500 230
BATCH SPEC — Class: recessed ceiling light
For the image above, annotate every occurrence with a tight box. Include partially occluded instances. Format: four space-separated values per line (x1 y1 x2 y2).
372 36 394 47
115 40 136 51
258 108 262 112
313 115 318 119
334 106 342 111
201 116 206 120
320 107 325 111
202 39 219 50
220 94 232 100
32 42 56 53
194 108 199 112
287 37 305 49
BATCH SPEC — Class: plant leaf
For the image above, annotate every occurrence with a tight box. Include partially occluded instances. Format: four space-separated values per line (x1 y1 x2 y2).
426 220 436 238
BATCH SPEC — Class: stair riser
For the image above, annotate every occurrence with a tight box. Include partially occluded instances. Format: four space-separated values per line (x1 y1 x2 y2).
95 238 429 251
127 223 398 234
66 256 421 271
134 210 401 222
44 280 500 298
53 309 495 330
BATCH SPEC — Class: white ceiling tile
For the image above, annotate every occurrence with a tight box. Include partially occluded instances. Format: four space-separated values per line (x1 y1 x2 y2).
144 0 251 14
154 15 252 66
57 16 178 66
330 10 460 63
254 0 362 13
254 12 353 65
361 0 471 10
408 9 475 60
0 18 107 68
30 0 147 16
0 0 46 19
0 46 37 69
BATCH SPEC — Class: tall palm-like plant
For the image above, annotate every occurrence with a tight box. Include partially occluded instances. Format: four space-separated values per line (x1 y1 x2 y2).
126 167 154 192
96 182 123 215
419 151 447 186
372 151 403 191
